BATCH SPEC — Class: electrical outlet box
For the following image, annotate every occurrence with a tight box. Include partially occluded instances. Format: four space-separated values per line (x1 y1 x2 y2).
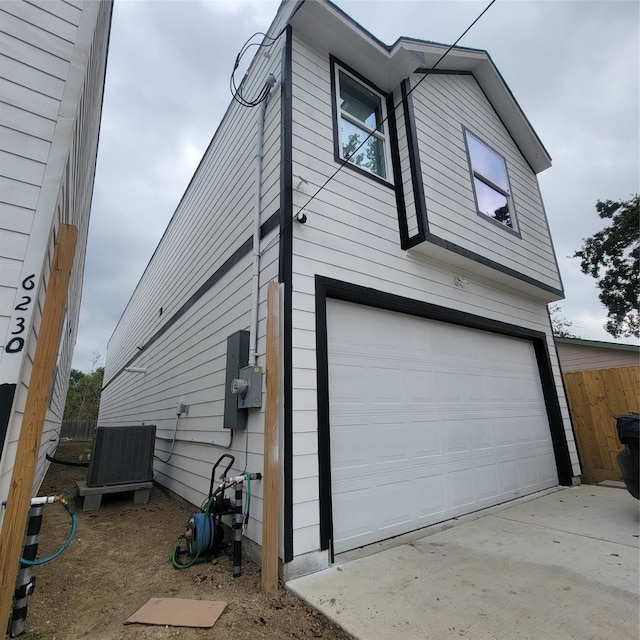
237 366 263 408
223 330 249 429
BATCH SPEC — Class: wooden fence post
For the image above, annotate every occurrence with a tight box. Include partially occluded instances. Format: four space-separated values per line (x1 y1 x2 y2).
0 224 77 631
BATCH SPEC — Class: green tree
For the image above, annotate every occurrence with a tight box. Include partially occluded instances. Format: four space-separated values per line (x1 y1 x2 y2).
342 132 384 176
574 195 639 338
64 354 104 420
548 304 580 338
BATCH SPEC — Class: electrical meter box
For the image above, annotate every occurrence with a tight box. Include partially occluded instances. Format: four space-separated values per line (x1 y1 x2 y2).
236 366 263 409
224 330 249 429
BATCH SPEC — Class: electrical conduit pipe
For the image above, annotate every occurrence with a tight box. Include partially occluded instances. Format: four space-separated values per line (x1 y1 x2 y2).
248 73 277 367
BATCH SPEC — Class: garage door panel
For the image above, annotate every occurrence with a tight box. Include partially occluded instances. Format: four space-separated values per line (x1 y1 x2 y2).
406 369 436 403
492 416 517 447
409 419 442 458
462 373 485 402
413 474 447 518
378 479 413 528
475 465 501 501
444 417 472 453
498 461 521 493
470 418 492 450
330 361 367 404
369 366 404 403
332 492 373 544
448 469 476 508
327 300 558 553
531 416 552 442
519 456 542 488
537 453 558 484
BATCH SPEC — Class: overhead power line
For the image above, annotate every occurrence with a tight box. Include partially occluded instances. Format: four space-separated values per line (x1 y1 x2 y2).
292 0 498 221
230 1 305 107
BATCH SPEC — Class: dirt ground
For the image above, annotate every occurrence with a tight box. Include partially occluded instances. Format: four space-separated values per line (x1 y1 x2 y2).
14 439 352 640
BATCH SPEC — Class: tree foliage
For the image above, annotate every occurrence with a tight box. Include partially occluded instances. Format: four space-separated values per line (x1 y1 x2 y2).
549 304 579 338
342 132 384 176
574 195 639 338
63 366 104 420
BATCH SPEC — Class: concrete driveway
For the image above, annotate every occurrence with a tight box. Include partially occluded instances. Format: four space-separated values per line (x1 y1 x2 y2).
288 486 639 640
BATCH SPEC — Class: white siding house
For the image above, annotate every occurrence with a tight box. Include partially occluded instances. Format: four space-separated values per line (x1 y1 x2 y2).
98 0 579 580
0 0 112 535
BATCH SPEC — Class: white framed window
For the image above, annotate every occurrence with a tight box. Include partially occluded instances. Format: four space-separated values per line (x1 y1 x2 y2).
464 129 517 231
333 64 391 182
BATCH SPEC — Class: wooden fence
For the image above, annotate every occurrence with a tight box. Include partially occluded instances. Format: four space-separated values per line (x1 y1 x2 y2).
60 420 97 440
563 365 639 482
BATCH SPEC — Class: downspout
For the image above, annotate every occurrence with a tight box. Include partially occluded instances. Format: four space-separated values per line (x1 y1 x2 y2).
249 74 277 367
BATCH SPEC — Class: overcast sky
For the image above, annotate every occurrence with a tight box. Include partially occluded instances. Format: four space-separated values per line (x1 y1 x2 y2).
73 0 639 372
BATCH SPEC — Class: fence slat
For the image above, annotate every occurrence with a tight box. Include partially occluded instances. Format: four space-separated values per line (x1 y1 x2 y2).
60 420 97 439
563 365 639 482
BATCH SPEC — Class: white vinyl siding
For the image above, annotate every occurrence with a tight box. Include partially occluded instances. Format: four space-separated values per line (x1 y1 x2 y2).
410 73 561 291
0 0 78 304
289 34 577 559
99 21 287 554
0 0 111 525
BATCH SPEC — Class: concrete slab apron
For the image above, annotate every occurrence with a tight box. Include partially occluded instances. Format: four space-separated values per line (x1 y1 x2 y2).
288 487 639 640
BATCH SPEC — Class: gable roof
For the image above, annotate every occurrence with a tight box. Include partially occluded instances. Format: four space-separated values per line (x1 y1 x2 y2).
282 0 552 173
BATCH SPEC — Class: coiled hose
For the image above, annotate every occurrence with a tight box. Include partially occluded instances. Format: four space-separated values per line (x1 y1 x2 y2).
171 474 253 569
171 491 218 570
20 502 77 566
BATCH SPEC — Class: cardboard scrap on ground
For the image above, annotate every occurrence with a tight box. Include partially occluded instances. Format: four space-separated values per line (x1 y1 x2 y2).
125 598 227 628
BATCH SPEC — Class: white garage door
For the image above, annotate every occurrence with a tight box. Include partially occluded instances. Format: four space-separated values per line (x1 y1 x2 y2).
328 300 558 553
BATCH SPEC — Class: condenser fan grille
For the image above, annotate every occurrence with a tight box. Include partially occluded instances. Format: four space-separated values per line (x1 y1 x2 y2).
87 425 156 487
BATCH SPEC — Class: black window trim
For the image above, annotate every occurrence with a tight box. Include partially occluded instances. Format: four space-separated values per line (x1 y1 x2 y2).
330 55 395 189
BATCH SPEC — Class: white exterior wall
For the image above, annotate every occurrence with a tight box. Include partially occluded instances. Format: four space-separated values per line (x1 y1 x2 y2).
0 0 112 529
97 2 578 576
98 23 286 552
412 73 562 292
0 0 80 346
287 33 578 564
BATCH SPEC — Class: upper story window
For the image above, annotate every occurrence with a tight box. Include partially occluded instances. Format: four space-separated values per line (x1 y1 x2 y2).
333 63 391 183
464 129 516 231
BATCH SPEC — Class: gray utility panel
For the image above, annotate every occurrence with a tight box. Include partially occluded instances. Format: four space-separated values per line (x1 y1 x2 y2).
224 330 249 429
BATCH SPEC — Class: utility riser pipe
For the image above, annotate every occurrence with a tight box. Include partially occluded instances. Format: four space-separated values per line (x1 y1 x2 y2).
248 75 276 367
11 505 43 637
232 484 244 577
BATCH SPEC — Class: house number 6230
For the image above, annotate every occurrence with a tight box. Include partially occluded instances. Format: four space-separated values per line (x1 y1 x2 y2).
5 274 35 354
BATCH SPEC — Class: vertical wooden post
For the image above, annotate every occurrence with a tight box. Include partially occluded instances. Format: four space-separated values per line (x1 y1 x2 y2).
262 280 280 592
0 224 77 631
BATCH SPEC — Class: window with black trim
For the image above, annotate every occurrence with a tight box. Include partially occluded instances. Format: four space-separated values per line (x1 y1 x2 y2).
333 64 391 181
465 129 516 230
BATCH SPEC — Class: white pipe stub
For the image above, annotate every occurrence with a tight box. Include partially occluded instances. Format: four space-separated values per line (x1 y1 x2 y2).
124 367 147 374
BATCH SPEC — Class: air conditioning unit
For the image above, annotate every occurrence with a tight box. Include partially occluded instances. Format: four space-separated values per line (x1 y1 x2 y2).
87 425 156 487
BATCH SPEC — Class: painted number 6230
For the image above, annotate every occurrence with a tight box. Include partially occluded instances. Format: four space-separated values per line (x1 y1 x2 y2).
5 274 35 354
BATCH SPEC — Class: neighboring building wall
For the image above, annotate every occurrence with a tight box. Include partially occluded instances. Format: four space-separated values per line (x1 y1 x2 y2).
556 340 640 372
0 0 112 532
97 15 287 553
286 31 578 562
